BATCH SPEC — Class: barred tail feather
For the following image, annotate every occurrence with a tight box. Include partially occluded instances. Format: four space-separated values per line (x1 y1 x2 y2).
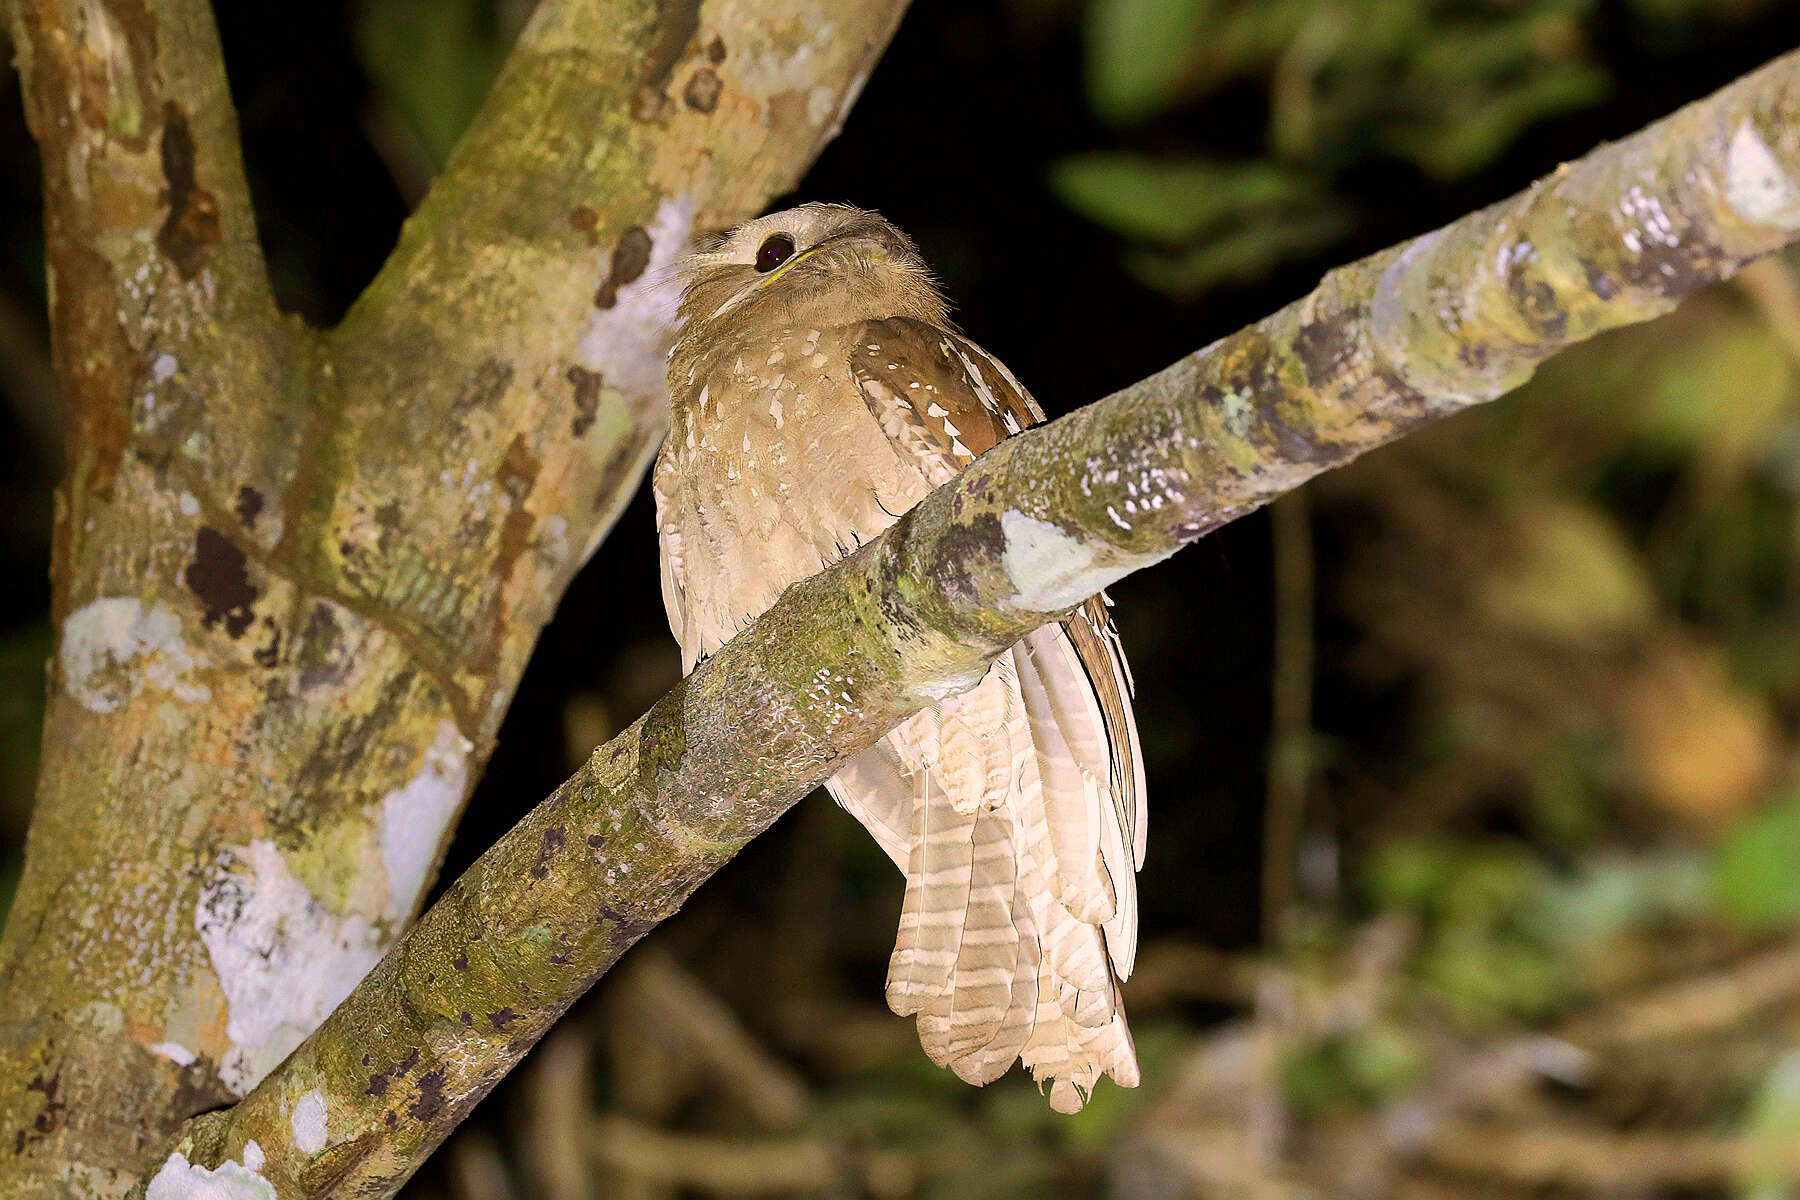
946 863 1041 1086
916 806 1019 1066
1024 624 1142 979
1014 637 1115 927
885 776 977 1016
830 645 1142 1112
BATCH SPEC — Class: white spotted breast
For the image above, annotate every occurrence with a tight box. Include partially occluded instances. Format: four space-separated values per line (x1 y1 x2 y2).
654 324 934 668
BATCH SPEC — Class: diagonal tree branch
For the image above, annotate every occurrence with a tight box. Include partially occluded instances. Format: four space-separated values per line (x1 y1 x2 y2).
143 45 1800 1200
0 1 907 1195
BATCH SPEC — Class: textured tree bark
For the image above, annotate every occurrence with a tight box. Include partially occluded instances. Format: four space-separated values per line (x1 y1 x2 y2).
0 0 907 1195
137 46 1800 1199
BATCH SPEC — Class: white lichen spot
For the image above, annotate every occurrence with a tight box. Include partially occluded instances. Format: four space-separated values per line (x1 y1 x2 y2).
179 492 200 516
378 721 473 922
291 1088 328 1155
577 195 695 399
152 353 178 382
1726 120 1800 231
150 1041 198 1066
196 840 386 1094
145 1152 275 1200
241 1141 265 1173
61 597 212 713
1001 512 1102 611
1000 510 1174 612
1217 387 1255 440
75 1001 124 1035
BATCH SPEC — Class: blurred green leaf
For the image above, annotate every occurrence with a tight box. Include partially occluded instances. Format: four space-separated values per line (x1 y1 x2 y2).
1281 1039 1351 1114
1083 0 1215 125
1282 1025 1423 1114
1402 8 1589 86
1123 206 1351 295
1188 0 1315 95
1639 319 1795 459
1711 793 1800 934
1365 840 1580 1025
1421 925 1570 1025
1049 154 1319 244
1363 839 1451 914
1340 1023 1423 1097
356 0 511 167
1624 0 1698 20
1068 0 1628 299
1381 63 1608 180
1476 498 1658 644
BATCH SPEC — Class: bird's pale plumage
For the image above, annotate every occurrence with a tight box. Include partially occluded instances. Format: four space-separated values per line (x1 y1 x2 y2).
653 204 1146 1112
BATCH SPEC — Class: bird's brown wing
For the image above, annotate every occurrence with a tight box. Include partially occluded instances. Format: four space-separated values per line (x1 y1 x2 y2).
848 317 1147 878
842 319 1146 1108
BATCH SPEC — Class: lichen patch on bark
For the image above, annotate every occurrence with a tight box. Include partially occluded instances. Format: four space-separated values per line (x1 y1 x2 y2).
194 841 385 1095
999 510 1175 613
59 596 211 713
144 1151 274 1200
576 194 693 400
378 721 473 922
287 1090 326 1156
1727 120 1800 229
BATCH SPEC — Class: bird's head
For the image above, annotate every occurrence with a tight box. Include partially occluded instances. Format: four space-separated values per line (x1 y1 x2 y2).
673 203 951 348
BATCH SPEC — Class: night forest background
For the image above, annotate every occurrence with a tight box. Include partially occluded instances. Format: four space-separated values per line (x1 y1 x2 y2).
9 0 1800 1196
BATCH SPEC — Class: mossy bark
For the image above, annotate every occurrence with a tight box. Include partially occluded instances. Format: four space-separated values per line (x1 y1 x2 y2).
141 47 1800 1199
0 0 907 1195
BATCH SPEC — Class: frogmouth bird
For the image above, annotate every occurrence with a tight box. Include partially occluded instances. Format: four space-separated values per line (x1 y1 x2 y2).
653 204 1145 1112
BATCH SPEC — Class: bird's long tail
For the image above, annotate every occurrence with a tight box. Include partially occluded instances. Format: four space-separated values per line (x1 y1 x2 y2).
826 625 1140 1112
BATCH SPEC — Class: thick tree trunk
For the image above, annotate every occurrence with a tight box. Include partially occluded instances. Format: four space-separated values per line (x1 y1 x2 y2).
0 1 907 1195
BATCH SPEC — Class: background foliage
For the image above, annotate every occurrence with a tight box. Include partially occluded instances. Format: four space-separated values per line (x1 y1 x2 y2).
7 0 1800 1195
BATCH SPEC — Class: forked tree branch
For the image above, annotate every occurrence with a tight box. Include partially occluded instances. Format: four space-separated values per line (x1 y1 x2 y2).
0 0 906 1194
143 45 1800 1200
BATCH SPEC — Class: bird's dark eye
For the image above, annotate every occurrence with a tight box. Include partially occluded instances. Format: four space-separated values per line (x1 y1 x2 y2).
755 232 796 273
